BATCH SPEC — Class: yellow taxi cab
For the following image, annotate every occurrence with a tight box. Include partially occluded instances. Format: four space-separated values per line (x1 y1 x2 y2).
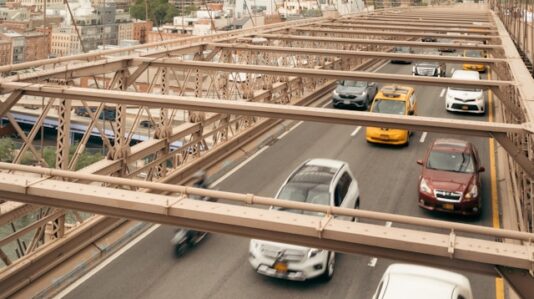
365 85 416 146
463 49 487 72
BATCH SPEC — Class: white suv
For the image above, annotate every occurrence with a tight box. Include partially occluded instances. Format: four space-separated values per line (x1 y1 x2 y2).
445 70 485 114
372 264 473 299
249 158 360 281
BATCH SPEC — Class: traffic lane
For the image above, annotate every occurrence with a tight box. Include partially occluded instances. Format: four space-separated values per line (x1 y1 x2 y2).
64 63 496 298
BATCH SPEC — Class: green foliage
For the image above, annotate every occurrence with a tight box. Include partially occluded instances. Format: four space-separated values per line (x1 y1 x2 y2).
130 0 182 24
20 151 35 165
0 138 15 162
75 151 103 170
183 5 198 16
0 138 103 169
43 147 56 168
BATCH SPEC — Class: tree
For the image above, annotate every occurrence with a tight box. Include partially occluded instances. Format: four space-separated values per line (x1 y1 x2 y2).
129 0 183 24
0 138 15 162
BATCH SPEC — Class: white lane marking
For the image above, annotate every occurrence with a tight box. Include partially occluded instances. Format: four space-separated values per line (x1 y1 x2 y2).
372 60 390 72
451 67 455 74
277 121 303 140
439 88 446 98
209 145 270 188
419 132 428 143
368 257 378 267
55 224 162 298
368 222 393 268
350 126 362 137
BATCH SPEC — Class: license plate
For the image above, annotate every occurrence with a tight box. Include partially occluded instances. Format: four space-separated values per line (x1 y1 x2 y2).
443 203 454 210
343 100 350 105
462 105 469 110
273 261 288 273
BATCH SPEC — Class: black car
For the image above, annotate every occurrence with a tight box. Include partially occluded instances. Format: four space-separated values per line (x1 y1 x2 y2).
391 47 414 64
422 36 438 42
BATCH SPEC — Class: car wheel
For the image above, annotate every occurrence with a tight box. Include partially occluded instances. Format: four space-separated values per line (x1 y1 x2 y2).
174 243 188 257
353 199 360 221
319 251 335 282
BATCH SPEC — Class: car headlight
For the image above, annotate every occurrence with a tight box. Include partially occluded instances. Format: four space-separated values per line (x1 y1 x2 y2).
446 93 454 101
308 248 324 258
464 184 478 201
412 66 416 73
333 90 339 96
420 178 432 194
361 91 367 96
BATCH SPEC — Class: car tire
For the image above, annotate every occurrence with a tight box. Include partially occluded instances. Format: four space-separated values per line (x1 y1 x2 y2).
319 251 335 282
353 199 360 221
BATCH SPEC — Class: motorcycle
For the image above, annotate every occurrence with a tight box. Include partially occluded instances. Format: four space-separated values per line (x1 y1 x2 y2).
171 228 208 257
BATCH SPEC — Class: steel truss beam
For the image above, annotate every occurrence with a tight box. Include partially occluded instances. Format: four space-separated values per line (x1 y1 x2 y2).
4 79 533 176
208 43 504 65
257 34 502 51
127 59 510 89
290 27 498 42
0 83 522 137
335 19 496 29
0 169 531 299
313 23 497 34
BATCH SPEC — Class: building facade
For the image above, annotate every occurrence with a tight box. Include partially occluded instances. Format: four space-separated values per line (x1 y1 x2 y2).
0 39 13 66
23 32 48 61
132 20 152 44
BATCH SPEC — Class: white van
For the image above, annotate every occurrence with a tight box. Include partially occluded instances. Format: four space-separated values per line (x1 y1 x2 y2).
445 70 485 114
372 264 473 299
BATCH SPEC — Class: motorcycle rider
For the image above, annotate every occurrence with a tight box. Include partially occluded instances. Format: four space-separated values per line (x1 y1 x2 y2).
172 170 210 256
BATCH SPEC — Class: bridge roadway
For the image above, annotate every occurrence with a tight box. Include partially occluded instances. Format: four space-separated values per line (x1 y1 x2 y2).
61 62 497 298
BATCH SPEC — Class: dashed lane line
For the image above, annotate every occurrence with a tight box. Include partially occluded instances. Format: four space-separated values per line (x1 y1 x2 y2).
368 221 393 268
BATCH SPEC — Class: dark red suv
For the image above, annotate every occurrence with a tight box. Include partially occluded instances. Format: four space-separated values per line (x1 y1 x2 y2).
417 139 484 216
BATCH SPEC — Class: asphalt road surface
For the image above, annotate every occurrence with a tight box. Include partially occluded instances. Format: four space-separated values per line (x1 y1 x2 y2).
62 61 497 299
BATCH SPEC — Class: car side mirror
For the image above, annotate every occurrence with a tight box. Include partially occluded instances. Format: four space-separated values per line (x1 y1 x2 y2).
408 110 414 115
417 160 423 165
369 82 376 87
479 166 485 172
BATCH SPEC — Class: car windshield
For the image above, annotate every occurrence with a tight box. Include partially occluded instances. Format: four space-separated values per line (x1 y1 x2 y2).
450 86 482 92
465 50 483 58
371 99 406 115
342 80 367 87
426 150 475 173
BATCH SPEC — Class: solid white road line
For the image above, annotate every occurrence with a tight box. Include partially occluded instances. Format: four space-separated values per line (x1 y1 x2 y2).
277 121 303 140
451 67 455 73
439 88 446 98
56 224 162 298
367 222 393 268
209 145 270 188
419 132 428 143
350 126 362 137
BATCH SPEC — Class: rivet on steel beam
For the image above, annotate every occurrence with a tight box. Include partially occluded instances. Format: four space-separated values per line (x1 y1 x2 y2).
448 229 456 258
